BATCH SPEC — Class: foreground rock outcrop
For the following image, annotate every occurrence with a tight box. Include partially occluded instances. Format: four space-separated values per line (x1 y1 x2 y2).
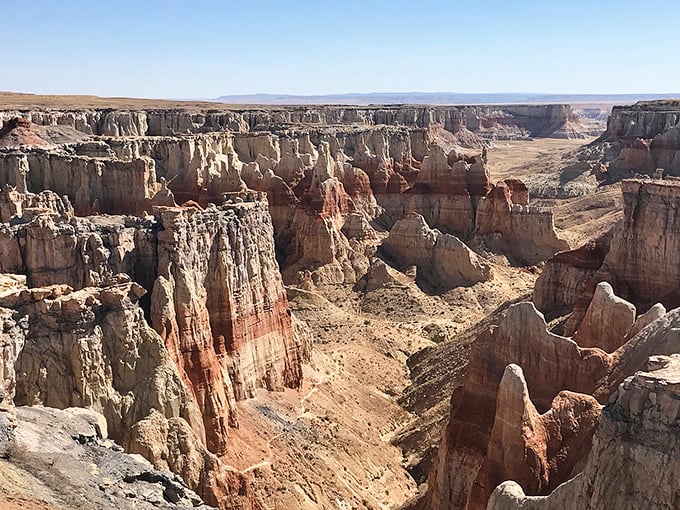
0 278 260 508
0 198 307 458
4 405 213 509
411 275 680 510
488 354 680 510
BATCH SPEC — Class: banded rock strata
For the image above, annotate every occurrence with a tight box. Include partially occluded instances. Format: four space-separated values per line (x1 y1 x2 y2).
488 354 680 510
0 198 307 456
411 272 680 510
0 106 575 288
536 178 680 331
0 278 258 508
591 100 680 181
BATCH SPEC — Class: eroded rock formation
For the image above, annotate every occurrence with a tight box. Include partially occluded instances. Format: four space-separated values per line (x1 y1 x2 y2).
1 104 573 291
571 281 635 352
0 102 587 509
588 100 680 181
0 198 307 455
151 202 306 453
0 104 588 139
413 278 680 510
382 212 491 289
0 278 259 508
488 354 680 510
536 178 680 331
475 182 569 264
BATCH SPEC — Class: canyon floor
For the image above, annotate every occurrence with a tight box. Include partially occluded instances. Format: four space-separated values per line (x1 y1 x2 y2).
207 136 622 509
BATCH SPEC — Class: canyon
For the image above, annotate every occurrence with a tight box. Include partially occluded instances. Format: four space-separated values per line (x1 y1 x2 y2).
0 93 679 510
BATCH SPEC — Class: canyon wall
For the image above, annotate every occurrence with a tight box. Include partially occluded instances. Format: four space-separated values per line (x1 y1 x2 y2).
487 354 680 510
0 104 587 138
0 195 304 508
0 109 571 288
0 198 306 456
415 177 680 510
0 103 583 508
0 278 259 508
536 178 680 327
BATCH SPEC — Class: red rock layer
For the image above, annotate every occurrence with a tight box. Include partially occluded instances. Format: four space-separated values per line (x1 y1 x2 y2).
0 200 306 459
475 365 601 508
533 229 613 316
414 281 680 510
414 302 612 510
151 203 304 455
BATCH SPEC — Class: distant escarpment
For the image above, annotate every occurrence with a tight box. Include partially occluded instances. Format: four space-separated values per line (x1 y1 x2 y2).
0 104 587 139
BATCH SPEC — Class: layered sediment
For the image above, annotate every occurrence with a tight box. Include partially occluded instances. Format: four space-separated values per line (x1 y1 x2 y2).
0 278 260 508
536 178 680 327
488 354 680 510
580 100 680 181
0 104 588 139
412 176 680 510
0 101 589 509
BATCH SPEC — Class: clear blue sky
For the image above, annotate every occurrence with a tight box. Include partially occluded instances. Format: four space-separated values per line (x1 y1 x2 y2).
3 0 679 98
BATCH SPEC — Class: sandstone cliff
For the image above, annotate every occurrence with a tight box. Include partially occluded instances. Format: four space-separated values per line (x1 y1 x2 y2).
0 194 306 508
590 100 680 181
0 278 259 508
0 199 307 456
536 178 680 330
1 104 588 139
151 202 305 454
0 108 571 288
412 281 680 510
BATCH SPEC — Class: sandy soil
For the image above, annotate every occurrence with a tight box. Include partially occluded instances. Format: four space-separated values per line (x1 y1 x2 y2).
486 137 623 247
486 138 593 182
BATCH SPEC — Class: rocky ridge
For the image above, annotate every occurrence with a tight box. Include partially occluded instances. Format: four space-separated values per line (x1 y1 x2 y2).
0 277 258 508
